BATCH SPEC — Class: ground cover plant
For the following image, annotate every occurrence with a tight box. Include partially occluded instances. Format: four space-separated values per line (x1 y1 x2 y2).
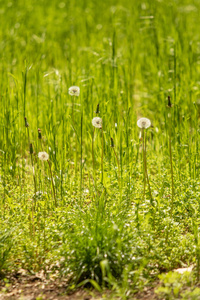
1 0 200 299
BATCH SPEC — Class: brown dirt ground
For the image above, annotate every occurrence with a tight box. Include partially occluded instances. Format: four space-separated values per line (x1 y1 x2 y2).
0 270 158 300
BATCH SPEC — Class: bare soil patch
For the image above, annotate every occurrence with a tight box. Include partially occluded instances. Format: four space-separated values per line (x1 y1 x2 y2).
0 271 158 300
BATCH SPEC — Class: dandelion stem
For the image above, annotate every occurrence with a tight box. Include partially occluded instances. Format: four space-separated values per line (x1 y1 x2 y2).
72 95 75 123
43 208 46 266
144 130 153 205
142 129 146 199
80 112 83 200
143 129 155 229
101 126 104 184
48 160 57 207
169 123 174 216
92 127 96 179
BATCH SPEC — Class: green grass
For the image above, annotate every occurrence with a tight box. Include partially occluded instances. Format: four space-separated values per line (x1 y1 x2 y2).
1 0 200 298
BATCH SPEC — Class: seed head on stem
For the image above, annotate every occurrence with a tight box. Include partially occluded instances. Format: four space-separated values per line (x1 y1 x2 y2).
92 116 103 184
38 151 57 207
137 117 151 129
92 117 102 129
137 118 154 209
68 86 80 97
38 151 49 161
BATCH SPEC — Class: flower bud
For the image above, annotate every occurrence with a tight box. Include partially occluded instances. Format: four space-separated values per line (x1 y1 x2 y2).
111 137 114 148
30 143 33 154
24 117 29 127
168 96 172 108
96 103 100 114
38 128 42 139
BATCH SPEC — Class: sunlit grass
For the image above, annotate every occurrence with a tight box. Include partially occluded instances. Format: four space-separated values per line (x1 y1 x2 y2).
1 0 200 298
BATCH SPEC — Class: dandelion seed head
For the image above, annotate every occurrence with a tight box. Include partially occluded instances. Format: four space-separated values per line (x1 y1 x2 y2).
137 117 151 129
38 151 49 161
68 86 80 96
92 117 102 129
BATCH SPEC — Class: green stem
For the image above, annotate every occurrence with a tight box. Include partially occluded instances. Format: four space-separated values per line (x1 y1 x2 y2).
92 127 96 179
72 95 74 123
27 128 36 237
142 129 146 200
169 126 174 216
144 130 153 205
23 66 27 119
113 147 121 190
27 130 37 205
101 127 104 184
80 112 83 200
48 160 57 207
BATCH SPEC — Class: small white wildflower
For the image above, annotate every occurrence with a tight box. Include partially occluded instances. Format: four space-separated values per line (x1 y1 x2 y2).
137 117 151 129
38 151 49 161
68 86 80 96
92 117 102 129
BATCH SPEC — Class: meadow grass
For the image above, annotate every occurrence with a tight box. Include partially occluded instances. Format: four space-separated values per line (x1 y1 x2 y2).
1 0 200 298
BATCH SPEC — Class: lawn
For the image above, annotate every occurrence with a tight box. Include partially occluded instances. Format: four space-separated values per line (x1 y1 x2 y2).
1 0 200 299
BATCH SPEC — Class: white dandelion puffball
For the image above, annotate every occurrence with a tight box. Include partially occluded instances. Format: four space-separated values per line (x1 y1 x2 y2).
68 86 80 96
137 118 151 129
92 117 102 129
38 151 49 161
